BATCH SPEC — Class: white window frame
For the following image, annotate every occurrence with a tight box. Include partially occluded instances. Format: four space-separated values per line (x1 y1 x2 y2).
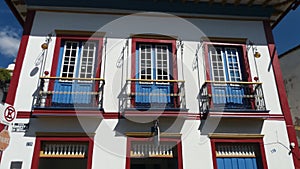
209 47 226 82
224 47 242 82
59 41 97 83
78 41 97 82
139 44 153 84
155 44 170 85
59 41 80 82
138 43 170 84
209 46 243 83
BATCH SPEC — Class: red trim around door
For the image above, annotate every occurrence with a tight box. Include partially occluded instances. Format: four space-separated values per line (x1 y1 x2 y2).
31 136 94 169
203 42 252 82
203 42 253 112
210 138 268 169
126 137 183 169
47 35 104 107
130 37 178 109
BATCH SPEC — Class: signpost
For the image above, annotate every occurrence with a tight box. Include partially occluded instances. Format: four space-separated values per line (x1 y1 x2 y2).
0 104 15 151
4 106 16 123
1 104 17 125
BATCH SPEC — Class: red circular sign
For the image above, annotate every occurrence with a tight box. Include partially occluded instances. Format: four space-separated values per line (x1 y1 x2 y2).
4 106 16 122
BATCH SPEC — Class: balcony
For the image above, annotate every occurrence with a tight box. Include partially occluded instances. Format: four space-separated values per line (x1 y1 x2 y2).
33 77 105 116
199 81 268 118
119 79 187 116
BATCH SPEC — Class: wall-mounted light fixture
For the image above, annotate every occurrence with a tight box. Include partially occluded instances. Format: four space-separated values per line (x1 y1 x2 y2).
289 142 296 155
40 33 52 50
247 40 261 81
152 119 160 147
247 40 261 58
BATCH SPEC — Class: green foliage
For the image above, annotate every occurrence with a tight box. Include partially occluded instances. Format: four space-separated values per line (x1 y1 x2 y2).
0 68 11 88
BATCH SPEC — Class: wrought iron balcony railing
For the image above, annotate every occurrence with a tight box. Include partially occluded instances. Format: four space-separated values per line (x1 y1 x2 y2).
199 81 266 114
119 79 186 111
33 77 105 109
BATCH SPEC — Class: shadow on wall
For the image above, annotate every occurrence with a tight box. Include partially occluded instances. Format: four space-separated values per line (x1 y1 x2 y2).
24 117 102 137
199 118 264 135
114 117 185 137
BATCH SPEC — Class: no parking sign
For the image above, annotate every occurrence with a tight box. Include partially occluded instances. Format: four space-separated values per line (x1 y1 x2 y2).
1 104 17 125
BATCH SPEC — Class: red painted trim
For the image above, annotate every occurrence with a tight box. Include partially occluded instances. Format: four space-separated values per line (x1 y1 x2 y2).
94 39 104 106
49 37 62 77
130 37 178 109
203 44 213 111
131 39 137 107
16 111 31 118
31 136 94 169
6 10 35 106
263 20 300 168
32 109 104 117
205 42 246 46
177 140 183 169
126 137 183 169
125 137 132 169
259 139 268 169
31 109 285 121
203 42 254 110
208 111 270 119
102 112 120 119
242 45 252 82
210 138 268 169
210 139 218 169
124 111 189 118
31 137 41 169
204 44 211 81
204 42 252 81
87 138 94 169
47 34 104 107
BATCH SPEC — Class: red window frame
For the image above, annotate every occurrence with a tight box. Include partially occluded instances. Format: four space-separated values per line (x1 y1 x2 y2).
204 41 252 83
126 137 183 169
47 33 104 107
31 136 94 169
203 41 253 109
131 38 179 108
210 138 268 169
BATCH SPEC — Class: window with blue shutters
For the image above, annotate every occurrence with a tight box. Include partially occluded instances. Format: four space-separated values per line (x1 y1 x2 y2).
135 43 174 108
52 40 98 107
208 45 251 110
215 143 264 169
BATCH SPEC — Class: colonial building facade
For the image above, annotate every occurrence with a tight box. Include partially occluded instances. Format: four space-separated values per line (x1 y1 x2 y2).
2 0 300 169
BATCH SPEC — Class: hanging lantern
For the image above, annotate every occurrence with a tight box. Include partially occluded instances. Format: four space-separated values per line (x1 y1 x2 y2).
41 43 48 49
254 51 261 58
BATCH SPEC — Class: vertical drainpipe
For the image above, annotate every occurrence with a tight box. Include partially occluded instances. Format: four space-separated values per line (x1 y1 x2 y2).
263 20 300 168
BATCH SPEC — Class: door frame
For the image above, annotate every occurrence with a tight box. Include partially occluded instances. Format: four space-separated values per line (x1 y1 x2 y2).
204 41 252 109
125 136 183 169
131 37 178 108
47 31 104 107
210 137 268 169
31 136 94 169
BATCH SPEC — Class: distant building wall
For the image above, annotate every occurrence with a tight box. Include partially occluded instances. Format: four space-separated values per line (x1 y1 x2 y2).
280 45 300 145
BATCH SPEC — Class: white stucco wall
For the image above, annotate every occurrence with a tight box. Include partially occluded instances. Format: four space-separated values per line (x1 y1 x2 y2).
12 11 282 114
1 10 294 169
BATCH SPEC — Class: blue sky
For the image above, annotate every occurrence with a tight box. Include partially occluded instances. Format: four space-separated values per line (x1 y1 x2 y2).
0 1 299 68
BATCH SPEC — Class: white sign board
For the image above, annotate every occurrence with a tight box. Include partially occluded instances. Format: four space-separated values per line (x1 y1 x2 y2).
0 104 17 125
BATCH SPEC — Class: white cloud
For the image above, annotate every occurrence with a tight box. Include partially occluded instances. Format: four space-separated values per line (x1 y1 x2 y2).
0 27 21 58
